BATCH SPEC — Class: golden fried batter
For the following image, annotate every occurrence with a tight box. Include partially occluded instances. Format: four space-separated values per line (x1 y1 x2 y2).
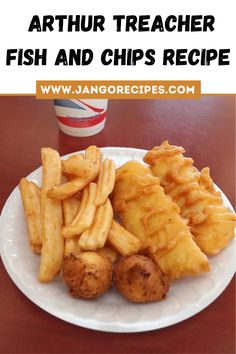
63 252 113 299
144 141 236 255
114 254 169 303
112 161 210 280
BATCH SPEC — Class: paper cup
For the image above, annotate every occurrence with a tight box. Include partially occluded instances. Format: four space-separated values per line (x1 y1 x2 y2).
54 99 108 137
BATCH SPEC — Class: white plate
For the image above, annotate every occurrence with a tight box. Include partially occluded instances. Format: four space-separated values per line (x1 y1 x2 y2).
0 147 235 333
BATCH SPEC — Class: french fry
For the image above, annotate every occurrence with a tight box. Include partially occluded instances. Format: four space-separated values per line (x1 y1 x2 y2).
39 148 64 283
48 147 102 200
64 237 82 257
47 174 96 200
79 199 113 250
97 245 118 263
62 154 96 178
107 220 142 256
85 145 101 179
19 178 42 253
63 196 80 225
63 196 82 257
63 153 83 165
85 145 102 161
62 183 97 238
95 159 116 206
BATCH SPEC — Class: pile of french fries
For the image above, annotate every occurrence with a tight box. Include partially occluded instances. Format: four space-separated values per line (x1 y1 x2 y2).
19 146 142 284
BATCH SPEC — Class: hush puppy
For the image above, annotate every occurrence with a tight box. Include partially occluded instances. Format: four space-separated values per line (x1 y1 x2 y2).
114 254 169 303
63 251 113 299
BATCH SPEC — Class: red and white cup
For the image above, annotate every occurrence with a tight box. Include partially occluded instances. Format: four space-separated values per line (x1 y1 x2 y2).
54 99 108 137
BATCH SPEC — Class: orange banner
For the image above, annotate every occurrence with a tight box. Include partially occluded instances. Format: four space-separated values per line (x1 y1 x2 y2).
36 80 201 99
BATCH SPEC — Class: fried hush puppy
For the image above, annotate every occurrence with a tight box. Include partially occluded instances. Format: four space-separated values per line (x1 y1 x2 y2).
144 141 236 255
63 251 113 299
114 255 169 303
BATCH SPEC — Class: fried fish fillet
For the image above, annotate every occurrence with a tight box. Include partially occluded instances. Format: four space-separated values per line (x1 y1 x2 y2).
144 141 236 256
112 161 209 280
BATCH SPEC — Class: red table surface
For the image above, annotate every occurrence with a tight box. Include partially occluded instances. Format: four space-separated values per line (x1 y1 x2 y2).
0 96 235 354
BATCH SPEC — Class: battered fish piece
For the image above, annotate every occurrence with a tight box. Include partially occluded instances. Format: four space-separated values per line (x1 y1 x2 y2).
112 161 210 280
114 254 169 303
63 252 113 299
144 141 236 255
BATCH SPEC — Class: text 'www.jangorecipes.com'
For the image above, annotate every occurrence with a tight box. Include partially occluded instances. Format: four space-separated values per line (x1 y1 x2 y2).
36 80 201 99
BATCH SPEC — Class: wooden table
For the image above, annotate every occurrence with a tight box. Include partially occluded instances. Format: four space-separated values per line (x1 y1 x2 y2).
0 96 235 354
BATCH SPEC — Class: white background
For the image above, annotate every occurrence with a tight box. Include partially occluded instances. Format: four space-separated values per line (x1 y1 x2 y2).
0 0 235 94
